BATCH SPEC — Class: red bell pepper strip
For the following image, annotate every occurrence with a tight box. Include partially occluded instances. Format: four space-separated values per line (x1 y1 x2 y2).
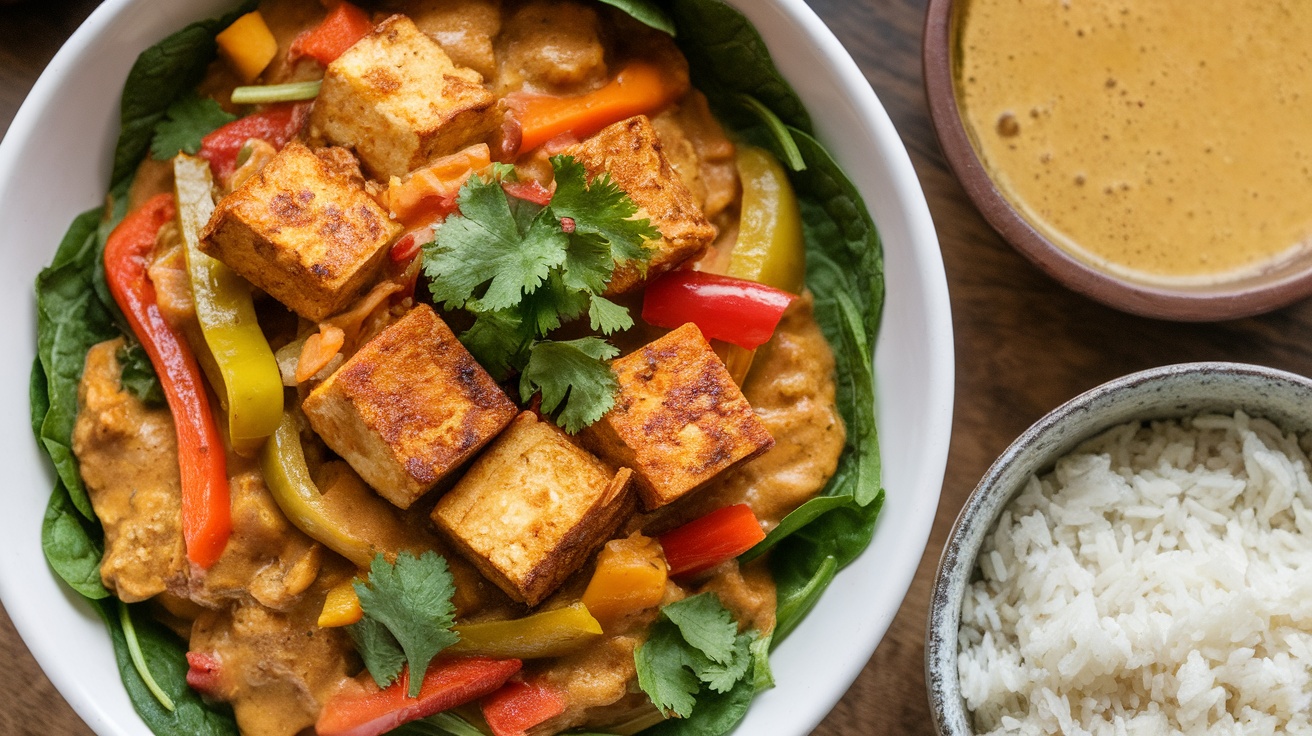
641 271 796 350
316 658 522 736
501 179 554 207
482 680 568 736
289 2 373 67
103 193 231 568
658 504 766 577
185 652 223 696
198 102 310 182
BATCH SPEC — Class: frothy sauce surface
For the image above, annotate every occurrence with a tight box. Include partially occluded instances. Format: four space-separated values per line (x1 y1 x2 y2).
958 0 1312 283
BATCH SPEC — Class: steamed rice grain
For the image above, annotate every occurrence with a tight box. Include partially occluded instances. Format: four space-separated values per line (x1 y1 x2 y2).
958 412 1312 735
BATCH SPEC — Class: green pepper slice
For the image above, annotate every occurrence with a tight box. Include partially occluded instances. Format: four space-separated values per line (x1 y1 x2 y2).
173 154 283 444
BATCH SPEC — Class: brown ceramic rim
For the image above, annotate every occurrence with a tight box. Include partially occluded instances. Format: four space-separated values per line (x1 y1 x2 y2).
923 0 1312 322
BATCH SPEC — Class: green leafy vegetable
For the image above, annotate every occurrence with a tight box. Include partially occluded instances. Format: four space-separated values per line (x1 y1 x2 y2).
389 712 488 736
111 2 254 189
597 0 678 35
349 551 460 697
117 341 165 406
634 594 758 720
665 0 812 137
96 601 239 735
519 338 620 433
41 477 109 599
424 157 655 432
738 494 852 563
35 207 119 519
149 96 236 160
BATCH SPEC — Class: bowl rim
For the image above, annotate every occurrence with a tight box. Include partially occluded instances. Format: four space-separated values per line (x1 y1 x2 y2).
922 0 1312 322
0 0 955 734
924 361 1312 734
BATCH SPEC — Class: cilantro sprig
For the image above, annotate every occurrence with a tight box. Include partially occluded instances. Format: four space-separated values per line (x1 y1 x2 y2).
149 95 235 160
422 156 658 433
348 552 460 697
635 593 764 719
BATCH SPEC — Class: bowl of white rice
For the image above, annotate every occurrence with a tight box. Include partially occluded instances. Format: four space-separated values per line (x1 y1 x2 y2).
927 362 1312 736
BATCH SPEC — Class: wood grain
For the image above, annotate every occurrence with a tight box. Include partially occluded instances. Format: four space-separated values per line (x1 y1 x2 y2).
7 0 1312 734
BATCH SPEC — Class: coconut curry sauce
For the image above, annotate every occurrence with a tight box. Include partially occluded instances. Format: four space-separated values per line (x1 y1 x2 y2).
70 1 848 734
957 0 1312 283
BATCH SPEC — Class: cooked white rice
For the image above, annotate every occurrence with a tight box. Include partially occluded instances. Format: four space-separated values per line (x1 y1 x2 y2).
958 412 1312 736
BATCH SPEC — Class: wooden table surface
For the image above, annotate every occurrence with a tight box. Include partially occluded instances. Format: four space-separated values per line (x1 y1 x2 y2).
6 1 1312 734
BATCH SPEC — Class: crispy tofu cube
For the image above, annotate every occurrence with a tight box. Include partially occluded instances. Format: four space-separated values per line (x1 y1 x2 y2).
565 115 717 294
200 141 400 321
432 412 634 606
311 14 500 179
582 323 774 509
302 304 517 509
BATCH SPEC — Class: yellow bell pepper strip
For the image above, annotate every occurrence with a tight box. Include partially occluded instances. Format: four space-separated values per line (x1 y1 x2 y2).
319 579 365 628
446 602 603 659
482 680 569 736
729 145 806 294
507 61 687 154
104 193 231 568
216 11 278 83
261 411 391 568
316 658 522 736
581 533 668 629
658 504 767 578
173 154 283 445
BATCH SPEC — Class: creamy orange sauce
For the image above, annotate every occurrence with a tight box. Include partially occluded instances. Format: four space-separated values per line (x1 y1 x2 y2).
957 0 1312 283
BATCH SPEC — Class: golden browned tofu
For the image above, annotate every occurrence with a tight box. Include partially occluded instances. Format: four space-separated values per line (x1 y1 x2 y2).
302 304 517 509
200 141 399 321
583 323 774 509
310 14 500 179
432 412 635 606
565 115 718 294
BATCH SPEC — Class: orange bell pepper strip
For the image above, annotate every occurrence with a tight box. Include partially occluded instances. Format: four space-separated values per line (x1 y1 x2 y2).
507 61 687 154
316 658 522 736
289 1 373 67
658 504 766 578
383 144 491 226
318 579 364 628
103 193 231 568
482 680 568 736
581 533 668 628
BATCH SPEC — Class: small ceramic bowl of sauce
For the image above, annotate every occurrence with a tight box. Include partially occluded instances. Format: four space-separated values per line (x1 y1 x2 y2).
925 0 1312 320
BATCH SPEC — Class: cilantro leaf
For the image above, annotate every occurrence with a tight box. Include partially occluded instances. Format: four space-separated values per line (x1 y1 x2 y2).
519 338 619 433
561 231 615 294
635 621 702 718
550 155 659 264
347 615 407 688
350 552 460 697
518 272 590 335
116 341 164 406
149 96 235 160
460 311 531 381
687 633 753 693
426 178 568 312
634 594 760 721
588 295 634 335
660 594 739 664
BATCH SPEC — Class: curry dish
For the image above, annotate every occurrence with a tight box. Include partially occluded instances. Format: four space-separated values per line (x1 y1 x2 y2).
58 1 856 735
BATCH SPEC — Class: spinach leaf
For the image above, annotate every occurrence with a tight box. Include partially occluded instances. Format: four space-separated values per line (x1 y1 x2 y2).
95 601 239 736
389 713 487 736
111 2 254 190
738 494 851 563
35 206 118 520
664 0 812 136
42 478 109 599
598 0 677 35
118 341 165 406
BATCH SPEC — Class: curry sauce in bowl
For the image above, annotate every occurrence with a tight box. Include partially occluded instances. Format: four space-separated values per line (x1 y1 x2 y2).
925 0 1312 320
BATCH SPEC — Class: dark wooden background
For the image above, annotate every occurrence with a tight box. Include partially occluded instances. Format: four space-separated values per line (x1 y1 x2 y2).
5 1 1311 734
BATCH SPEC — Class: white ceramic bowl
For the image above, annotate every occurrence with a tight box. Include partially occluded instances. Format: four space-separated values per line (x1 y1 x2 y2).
926 363 1312 734
0 1 952 733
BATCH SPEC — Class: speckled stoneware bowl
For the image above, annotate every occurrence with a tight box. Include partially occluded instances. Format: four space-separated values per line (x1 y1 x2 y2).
925 362 1312 735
